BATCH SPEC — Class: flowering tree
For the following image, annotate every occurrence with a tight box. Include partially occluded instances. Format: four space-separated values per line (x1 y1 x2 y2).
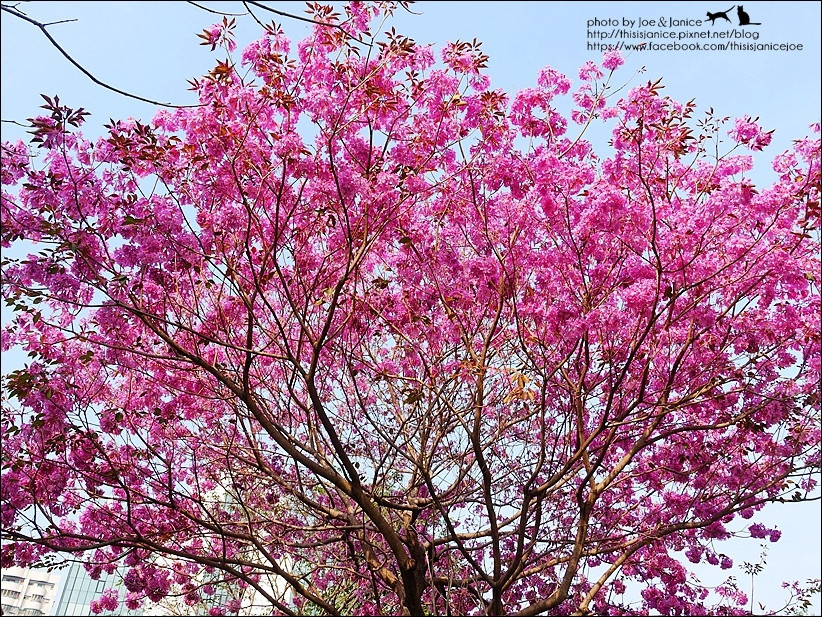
1 3 820 616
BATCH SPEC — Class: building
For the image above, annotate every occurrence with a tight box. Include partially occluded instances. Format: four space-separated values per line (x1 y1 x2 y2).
2 550 288 616
48 559 285 616
0 566 61 616
51 561 140 616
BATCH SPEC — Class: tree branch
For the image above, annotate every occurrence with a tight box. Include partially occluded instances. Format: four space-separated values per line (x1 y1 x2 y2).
0 3 199 108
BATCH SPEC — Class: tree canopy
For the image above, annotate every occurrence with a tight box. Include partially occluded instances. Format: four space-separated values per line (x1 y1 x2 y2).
1 3 820 615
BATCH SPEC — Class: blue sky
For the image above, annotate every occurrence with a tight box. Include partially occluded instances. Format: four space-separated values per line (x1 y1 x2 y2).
1 1 820 613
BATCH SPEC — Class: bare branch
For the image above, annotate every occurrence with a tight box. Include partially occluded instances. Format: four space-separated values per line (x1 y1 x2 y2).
0 3 200 108
186 1 246 17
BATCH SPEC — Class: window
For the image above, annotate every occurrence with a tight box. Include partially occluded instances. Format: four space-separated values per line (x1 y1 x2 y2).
2 575 24 583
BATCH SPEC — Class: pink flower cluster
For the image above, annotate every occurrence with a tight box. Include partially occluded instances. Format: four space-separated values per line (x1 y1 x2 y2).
0 4 819 616
730 115 774 150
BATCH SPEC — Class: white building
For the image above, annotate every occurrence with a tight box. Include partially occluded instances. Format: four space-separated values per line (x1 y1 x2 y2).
0 566 62 616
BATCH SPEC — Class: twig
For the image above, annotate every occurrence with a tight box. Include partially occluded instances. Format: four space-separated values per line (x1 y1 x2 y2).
0 3 200 109
186 1 246 17
243 0 358 40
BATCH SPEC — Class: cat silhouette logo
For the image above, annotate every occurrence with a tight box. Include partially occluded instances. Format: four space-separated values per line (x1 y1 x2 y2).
705 5 763 26
706 5 734 25
736 5 762 25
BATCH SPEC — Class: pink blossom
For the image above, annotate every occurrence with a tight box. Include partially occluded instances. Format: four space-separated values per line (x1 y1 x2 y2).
99 589 119 612
579 61 603 81
685 546 703 563
225 599 241 612
1 6 819 617
536 66 571 95
730 115 774 150
124 593 142 611
602 49 624 71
